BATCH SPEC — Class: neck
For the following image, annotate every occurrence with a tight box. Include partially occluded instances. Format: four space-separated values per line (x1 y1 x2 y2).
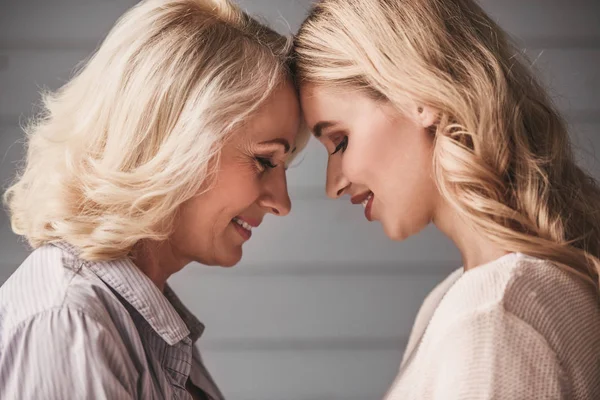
131 240 188 291
433 200 509 271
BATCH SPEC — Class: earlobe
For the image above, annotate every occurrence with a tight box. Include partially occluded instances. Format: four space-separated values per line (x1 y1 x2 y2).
416 105 438 128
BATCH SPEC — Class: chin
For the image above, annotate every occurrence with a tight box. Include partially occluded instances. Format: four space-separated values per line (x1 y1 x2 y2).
385 227 411 242
217 247 243 268
193 246 242 268
383 219 427 242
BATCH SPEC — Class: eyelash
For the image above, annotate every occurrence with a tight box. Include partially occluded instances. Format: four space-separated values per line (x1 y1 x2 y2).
255 156 278 170
331 135 348 155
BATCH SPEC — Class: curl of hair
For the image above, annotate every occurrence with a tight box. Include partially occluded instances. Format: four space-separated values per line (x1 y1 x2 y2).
4 0 308 261
294 0 600 290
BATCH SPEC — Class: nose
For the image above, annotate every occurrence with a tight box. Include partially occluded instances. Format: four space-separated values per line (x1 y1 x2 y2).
258 168 292 217
325 156 350 199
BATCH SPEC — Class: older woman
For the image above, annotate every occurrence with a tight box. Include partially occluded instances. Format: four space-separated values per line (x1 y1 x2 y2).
0 0 307 398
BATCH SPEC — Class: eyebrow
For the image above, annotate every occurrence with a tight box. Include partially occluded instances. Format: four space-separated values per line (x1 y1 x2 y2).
259 138 291 153
312 121 336 137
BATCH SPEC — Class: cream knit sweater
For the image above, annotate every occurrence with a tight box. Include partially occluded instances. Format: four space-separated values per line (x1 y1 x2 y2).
384 253 600 400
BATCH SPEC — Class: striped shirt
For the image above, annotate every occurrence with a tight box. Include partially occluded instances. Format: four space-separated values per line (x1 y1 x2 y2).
0 242 225 400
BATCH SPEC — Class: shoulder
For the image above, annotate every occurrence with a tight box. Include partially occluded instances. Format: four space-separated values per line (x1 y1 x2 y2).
402 254 600 399
0 245 125 336
432 253 600 358
436 253 597 317
0 303 139 399
500 254 600 374
409 267 464 332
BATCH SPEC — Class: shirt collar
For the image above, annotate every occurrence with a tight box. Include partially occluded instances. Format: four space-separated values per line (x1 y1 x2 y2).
52 241 205 345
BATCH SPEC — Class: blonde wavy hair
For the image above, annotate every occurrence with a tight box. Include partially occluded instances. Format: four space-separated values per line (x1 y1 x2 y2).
294 0 600 290
4 0 307 261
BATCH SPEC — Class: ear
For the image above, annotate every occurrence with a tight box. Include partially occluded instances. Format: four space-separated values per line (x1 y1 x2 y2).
415 105 438 128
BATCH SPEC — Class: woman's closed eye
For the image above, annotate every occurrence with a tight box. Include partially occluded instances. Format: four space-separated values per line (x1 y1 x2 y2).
331 135 348 155
255 156 278 170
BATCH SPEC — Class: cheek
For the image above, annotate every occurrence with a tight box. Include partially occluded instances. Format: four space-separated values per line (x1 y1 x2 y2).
383 148 437 236
175 194 213 236
341 138 378 184
379 178 436 241
214 166 263 216
166 196 213 262
176 170 261 232
342 113 404 187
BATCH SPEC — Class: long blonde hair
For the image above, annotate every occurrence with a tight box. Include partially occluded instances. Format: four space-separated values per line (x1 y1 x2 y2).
4 0 306 261
294 0 600 289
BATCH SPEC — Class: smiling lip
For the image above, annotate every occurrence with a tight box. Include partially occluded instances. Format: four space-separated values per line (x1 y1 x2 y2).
231 216 261 241
236 217 260 228
350 191 375 221
364 193 374 221
232 222 251 240
351 191 372 205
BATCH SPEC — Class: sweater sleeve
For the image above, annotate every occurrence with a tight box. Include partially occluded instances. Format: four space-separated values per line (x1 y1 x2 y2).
426 307 569 400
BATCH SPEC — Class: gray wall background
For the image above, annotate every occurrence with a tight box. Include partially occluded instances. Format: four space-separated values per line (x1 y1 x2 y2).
0 1 599 399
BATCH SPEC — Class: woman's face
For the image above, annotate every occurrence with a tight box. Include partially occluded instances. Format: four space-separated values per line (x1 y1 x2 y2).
300 83 440 241
171 82 301 267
